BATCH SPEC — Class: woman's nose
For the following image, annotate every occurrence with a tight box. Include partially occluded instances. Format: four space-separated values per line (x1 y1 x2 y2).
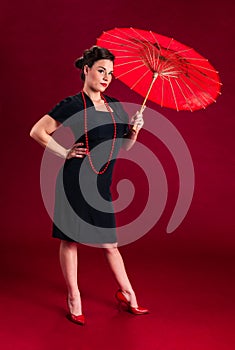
104 71 111 81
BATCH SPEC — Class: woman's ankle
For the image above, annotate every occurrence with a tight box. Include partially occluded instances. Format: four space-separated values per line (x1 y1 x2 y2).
121 289 138 308
67 288 80 299
67 294 82 315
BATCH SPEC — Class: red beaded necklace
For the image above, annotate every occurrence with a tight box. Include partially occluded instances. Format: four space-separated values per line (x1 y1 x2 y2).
81 90 117 175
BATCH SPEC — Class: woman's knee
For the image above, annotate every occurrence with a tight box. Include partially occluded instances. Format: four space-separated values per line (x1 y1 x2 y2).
60 240 77 250
103 246 119 255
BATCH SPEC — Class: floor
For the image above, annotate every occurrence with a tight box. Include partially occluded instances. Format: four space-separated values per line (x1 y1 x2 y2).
1 233 235 350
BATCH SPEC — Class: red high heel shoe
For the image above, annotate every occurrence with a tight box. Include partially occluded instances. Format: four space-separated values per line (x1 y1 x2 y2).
115 289 149 315
66 313 85 325
66 298 85 325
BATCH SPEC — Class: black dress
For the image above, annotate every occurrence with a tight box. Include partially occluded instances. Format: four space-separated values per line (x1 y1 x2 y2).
48 92 129 244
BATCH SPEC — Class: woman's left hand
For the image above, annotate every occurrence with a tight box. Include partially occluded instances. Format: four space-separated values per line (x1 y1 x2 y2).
130 108 145 130
66 142 88 159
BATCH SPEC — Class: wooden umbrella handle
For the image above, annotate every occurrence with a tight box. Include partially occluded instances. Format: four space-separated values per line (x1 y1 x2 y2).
132 72 158 131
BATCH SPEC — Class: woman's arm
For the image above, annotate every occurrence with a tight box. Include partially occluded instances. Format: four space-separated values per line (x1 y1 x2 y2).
122 127 140 151
29 115 87 159
30 115 70 158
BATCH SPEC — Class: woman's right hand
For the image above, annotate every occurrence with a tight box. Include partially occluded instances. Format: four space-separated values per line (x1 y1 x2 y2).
66 142 88 159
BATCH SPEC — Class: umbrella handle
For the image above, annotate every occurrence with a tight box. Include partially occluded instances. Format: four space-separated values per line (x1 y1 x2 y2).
132 73 158 131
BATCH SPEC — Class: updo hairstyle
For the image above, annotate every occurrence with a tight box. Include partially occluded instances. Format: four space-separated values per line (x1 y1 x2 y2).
74 46 115 81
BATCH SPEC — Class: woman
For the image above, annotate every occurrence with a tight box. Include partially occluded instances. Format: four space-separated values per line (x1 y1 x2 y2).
30 46 149 325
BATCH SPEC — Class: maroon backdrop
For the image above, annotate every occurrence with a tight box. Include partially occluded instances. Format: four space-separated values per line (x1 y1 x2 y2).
1 1 235 349
1 0 234 251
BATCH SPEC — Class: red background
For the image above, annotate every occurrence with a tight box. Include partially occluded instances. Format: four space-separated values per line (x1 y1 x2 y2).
1 1 235 349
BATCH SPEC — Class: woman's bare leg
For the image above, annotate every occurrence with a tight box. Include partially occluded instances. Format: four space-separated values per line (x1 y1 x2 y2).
103 246 138 308
59 240 82 315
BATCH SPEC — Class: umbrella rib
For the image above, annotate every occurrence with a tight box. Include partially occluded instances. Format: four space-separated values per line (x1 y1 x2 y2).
168 78 179 111
114 59 146 67
161 77 164 107
188 63 219 73
149 31 162 55
102 30 148 50
130 28 156 68
104 48 135 53
149 41 155 71
99 38 142 51
178 76 206 108
151 46 156 70
159 50 192 72
161 65 182 73
159 59 220 86
130 69 150 89
115 55 145 59
115 62 147 78
174 80 193 111
101 31 156 71
114 28 156 54
182 74 217 103
102 48 139 54
191 71 220 88
167 48 194 58
127 28 156 70
166 38 174 51
162 49 194 66
144 44 155 70
115 28 149 45
187 67 223 85
123 28 155 69
149 31 161 69
180 57 209 61
184 64 221 85
100 35 147 53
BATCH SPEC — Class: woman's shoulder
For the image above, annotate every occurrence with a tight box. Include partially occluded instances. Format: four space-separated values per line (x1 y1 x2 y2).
55 92 83 106
48 92 84 123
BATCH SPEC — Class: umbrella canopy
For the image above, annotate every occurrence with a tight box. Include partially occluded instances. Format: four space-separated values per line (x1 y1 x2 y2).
97 27 222 112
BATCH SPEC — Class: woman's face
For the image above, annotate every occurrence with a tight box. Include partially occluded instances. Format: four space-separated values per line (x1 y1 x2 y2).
84 59 114 93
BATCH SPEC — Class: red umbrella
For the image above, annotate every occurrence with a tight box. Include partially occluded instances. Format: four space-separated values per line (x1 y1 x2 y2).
97 27 222 112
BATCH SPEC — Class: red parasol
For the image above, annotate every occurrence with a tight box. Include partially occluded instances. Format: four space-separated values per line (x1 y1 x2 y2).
97 27 222 112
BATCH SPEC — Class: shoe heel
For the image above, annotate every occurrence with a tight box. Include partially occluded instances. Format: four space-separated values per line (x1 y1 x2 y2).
115 289 149 315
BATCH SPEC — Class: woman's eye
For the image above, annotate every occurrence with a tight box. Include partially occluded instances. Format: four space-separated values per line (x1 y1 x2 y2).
98 69 104 73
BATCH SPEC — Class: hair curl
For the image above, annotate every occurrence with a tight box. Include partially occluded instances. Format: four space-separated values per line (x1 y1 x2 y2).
74 46 115 81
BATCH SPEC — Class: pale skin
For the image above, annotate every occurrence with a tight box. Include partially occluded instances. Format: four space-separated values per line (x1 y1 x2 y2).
30 59 144 316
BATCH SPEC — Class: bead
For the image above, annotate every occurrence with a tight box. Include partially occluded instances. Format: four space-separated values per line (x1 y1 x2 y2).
81 91 117 175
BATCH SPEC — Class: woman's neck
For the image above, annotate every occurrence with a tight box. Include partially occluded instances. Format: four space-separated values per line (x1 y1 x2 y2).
82 88 102 103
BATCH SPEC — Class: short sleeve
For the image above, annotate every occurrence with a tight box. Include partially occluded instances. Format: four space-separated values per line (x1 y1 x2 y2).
47 96 80 124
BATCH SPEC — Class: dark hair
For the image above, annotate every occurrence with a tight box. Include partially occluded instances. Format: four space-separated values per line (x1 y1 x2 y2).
74 46 115 81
